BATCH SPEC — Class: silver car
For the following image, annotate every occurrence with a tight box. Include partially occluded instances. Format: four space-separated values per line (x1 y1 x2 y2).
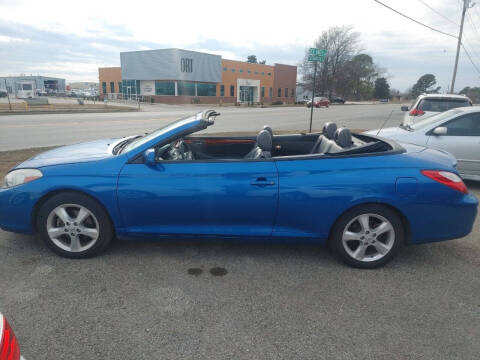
401 94 472 126
367 107 480 181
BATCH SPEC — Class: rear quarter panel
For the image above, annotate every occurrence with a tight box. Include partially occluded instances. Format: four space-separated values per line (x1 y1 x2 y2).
273 148 477 244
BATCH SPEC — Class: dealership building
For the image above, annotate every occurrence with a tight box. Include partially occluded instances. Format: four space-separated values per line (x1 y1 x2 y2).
99 48 297 104
0 75 66 98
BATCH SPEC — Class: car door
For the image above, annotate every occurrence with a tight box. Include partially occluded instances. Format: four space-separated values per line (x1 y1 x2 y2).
427 112 480 178
116 158 278 238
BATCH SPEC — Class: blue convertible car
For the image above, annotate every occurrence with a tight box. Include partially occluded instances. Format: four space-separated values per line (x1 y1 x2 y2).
0 110 477 268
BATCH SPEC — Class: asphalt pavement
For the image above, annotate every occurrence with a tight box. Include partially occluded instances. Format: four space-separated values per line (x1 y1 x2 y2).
0 103 479 360
0 103 405 151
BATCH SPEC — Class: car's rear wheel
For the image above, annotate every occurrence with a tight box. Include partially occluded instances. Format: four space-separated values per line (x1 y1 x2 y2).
330 204 404 268
37 192 113 258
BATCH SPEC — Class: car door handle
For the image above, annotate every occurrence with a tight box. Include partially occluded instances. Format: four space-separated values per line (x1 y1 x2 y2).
251 177 275 187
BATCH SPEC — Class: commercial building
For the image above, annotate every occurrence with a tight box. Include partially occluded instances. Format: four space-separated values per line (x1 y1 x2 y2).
0 75 66 98
99 48 297 104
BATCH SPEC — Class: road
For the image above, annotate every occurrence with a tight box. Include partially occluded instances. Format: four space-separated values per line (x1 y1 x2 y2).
0 103 404 151
1 103 479 359
1 182 479 360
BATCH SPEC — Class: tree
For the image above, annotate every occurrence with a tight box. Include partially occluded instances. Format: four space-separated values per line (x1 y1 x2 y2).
459 86 480 104
337 54 379 100
300 26 360 98
247 55 258 63
259 60 266 64
411 74 441 98
374 77 390 99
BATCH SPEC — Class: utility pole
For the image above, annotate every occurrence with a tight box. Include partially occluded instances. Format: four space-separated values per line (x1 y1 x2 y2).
451 0 474 93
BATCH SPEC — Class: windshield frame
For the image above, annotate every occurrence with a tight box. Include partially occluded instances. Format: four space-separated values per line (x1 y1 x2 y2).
120 110 216 157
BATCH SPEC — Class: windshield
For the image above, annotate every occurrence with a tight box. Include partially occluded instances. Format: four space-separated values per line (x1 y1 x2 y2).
120 113 202 154
410 108 463 131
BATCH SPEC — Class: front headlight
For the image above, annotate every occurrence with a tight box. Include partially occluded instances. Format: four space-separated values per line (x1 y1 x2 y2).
3 169 43 188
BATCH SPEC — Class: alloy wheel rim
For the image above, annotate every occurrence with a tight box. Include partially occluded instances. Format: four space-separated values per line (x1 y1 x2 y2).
342 213 395 262
46 204 99 253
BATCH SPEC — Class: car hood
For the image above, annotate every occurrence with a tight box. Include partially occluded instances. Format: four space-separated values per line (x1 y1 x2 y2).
14 138 122 169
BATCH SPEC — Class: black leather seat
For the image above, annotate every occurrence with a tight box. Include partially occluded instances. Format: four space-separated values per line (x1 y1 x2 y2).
244 130 272 159
334 128 353 149
310 122 337 154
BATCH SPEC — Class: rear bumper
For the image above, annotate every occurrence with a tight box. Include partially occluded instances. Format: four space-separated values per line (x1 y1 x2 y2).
404 193 478 244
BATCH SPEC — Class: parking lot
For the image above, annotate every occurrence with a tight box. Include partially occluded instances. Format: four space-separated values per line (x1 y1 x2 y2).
0 105 479 359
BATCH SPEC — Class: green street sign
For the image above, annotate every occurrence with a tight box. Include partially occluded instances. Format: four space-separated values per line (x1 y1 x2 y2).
309 48 326 56
308 54 325 62
308 48 326 62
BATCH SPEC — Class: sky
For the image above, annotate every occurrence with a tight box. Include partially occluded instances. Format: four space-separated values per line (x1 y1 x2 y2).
0 0 479 92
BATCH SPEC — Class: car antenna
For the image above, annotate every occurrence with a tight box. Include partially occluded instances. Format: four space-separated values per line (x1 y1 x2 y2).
376 110 394 136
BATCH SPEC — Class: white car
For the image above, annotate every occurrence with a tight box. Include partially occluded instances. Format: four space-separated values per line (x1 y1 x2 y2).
401 94 472 126
367 107 480 181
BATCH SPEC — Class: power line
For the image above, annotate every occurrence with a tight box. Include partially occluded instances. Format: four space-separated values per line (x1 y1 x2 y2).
461 43 480 75
417 0 460 27
373 0 458 39
466 12 480 38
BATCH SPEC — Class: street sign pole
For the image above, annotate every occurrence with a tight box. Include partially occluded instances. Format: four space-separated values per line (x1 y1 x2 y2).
309 61 317 133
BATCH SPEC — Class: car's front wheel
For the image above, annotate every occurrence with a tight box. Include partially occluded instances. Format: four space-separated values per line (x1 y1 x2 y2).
37 192 114 258
330 204 404 268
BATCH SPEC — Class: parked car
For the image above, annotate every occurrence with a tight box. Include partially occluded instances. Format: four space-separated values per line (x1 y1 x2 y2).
0 89 8 98
366 106 480 181
0 110 477 268
0 312 25 360
401 94 472 126
330 97 345 104
307 97 330 108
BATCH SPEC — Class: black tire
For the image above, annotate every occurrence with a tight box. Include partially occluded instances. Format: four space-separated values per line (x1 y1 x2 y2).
36 192 114 258
329 204 404 269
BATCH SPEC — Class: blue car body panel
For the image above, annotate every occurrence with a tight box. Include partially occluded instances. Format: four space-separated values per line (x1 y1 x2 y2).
0 111 477 247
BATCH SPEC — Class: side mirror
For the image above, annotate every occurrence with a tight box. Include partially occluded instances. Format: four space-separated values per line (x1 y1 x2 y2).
401 106 409 112
143 148 156 165
432 127 447 136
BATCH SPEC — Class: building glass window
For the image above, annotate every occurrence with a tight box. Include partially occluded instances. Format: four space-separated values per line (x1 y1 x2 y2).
102 82 106 94
248 70 251 74
262 72 265 75
269 87 272 97
278 88 281 97
177 81 196 96
268 73 271 76
261 87 265 98
197 83 217 96
220 85 225 97
254 71 258 75
230 85 234 97
155 81 175 96
118 82 122 93
285 88 288 97
223 67 227 71
231 69 235 72
110 82 115 93
240 69 243 73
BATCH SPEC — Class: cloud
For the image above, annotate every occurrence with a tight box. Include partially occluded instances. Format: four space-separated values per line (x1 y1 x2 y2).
0 0 478 90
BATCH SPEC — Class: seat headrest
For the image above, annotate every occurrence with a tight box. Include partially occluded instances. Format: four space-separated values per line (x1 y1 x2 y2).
263 125 273 136
256 130 272 151
322 122 337 139
334 128 353 148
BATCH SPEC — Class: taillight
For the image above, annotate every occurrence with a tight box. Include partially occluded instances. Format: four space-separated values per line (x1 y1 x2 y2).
409 108 425 116
0 315 20 360
421 170 468 194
